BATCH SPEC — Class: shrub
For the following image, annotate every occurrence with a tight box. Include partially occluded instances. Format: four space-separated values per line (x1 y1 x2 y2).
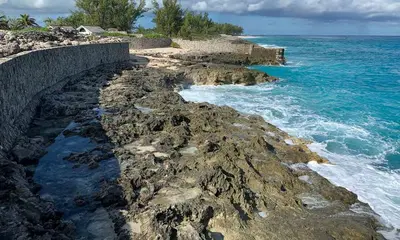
170 41 180 48
143 32 166 39
103 32 136 37
12 27 50 33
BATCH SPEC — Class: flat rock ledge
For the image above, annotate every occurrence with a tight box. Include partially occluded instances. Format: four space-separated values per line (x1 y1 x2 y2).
135 51 278 86
171 52 282 66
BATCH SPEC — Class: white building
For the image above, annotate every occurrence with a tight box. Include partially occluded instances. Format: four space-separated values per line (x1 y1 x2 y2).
76 26 105 35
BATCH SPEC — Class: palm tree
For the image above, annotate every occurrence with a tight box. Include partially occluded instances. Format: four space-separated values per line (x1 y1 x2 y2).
18 14 39 28
44 17 54 26
0 14 9 30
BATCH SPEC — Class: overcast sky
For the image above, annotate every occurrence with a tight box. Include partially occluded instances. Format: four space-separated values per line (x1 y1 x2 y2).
1 0 400 35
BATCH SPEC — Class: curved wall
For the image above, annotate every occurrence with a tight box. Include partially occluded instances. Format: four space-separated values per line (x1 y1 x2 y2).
0 43 130 151
128 37 172 49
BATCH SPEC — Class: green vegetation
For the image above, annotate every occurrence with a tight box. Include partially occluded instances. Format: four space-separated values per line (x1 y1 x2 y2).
17 14 39 28
11 27 50 33
0 14 9 30
0 14 42 30
179 11 212 38
44 14 85 28
143 32 166 39
103 32 136 37
152 0 183 37
135 25 157 34
151 0 243 39
170 41 180 48
45 0 147 31
1 0 243 39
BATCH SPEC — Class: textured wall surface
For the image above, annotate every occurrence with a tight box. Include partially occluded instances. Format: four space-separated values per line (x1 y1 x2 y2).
173 38 285 64
129 38 172 49
249 45 286 65
173 38 250 54
0 43 130 151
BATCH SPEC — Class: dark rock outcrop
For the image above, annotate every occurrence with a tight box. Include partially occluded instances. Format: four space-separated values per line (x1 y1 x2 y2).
0 151 75 240
97 65 383 239
171 52 282 66
183 63 277 85
0 54 385 239
0 30 124 58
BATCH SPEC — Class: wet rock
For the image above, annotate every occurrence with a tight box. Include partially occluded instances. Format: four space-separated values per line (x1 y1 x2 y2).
96 181 125 207
0 51 383 239
0 152 74 240
86 208 116 240
171 52 281 66
74 196 87 207
183 63 277 86
64 146 114 169
11 137 46 165
88 161 100 169
97 66 383 239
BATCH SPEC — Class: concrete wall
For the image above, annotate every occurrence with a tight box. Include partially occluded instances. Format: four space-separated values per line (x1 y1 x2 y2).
128 37 172 49
173 38 285 65
0 43 130 151
249 45 286 65
173 38 250 54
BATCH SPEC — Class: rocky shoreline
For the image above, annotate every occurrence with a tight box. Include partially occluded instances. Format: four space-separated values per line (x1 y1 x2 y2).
0 45 387 239
0 28 123 58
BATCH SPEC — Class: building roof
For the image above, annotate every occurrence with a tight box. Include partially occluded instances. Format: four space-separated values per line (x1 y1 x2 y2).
77 26 106 33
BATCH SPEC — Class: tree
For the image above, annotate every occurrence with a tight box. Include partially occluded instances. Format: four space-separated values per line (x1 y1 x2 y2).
18 14 39 28
43 17 53 26
0 14 9 30
152 0 183 37
179 11 215 38
75 0 146 31
65 12 87 27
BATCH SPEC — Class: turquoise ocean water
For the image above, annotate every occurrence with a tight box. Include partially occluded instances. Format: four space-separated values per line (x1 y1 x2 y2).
180 36 400 232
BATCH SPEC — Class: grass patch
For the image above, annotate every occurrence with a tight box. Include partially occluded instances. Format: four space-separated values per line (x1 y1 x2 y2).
103 32 136 38
143 33 166 39
170 41 180 48
11 27 50 33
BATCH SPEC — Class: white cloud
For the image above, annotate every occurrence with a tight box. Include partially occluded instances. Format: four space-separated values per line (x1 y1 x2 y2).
183 0 400 21
1 0 400 21
1 0 75 12
192 1 208 11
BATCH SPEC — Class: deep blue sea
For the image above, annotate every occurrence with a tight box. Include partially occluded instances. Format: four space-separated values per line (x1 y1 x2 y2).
180 36 400 232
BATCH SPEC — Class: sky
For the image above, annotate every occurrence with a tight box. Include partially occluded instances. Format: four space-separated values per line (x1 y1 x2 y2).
1 0 399 35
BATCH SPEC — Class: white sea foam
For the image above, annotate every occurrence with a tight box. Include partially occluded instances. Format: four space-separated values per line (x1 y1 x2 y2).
179 84 400 230
259 44 286 49
282 60 306 67
308 144 400 228
238 35 260 39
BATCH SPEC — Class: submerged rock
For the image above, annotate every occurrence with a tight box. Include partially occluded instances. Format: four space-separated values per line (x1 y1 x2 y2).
0 151 75 239
11 136 46 165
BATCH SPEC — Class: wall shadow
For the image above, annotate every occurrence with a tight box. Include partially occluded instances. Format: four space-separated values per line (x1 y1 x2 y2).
4 61 138 239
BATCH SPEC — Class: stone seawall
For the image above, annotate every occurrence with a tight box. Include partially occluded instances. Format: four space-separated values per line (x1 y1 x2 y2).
173 38 250 53
173 38 285 65
0 43 130 151
129 37 172 49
